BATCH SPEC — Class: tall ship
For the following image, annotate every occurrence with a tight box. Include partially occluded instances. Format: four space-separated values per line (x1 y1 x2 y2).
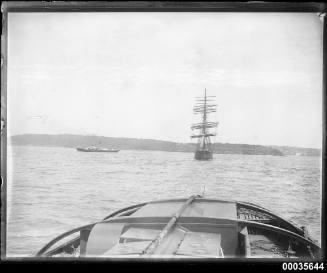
191 89 218 160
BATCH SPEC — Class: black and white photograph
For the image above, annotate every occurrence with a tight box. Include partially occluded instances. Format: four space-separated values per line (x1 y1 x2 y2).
1 2 325 263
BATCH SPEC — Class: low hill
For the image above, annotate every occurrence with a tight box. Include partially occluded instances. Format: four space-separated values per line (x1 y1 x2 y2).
9 134 321 156
269 145 321 157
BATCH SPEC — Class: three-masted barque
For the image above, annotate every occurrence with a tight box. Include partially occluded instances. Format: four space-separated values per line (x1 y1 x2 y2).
191 89 218 160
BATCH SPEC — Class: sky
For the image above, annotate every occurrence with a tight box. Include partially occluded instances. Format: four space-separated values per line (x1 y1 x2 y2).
7 12 323 148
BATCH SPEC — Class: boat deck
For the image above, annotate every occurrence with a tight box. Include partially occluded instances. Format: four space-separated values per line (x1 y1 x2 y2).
37 197 321 258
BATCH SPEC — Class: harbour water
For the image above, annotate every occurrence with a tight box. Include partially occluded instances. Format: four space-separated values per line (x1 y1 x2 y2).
6 145 321 257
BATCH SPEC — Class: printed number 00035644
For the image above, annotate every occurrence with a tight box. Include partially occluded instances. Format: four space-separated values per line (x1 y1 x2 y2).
282 263 324 271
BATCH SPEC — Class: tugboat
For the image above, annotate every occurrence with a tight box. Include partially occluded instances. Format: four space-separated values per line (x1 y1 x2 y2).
76 146 119 153
36 195 320 258
191 89 218 160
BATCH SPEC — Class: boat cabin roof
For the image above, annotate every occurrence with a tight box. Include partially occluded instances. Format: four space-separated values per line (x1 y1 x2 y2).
86 199 239 257
131 199 237 219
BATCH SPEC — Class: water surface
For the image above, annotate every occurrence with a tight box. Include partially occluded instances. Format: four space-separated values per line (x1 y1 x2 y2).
6 146 322 256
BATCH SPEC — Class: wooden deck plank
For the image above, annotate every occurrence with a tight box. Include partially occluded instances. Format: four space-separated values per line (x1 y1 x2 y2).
102 241 150 256
176 232 222 257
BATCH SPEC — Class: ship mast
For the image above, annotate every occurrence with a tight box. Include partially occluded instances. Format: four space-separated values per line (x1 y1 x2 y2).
191 89 218 160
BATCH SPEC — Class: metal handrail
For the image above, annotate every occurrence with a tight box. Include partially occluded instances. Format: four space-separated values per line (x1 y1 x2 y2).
102 202 147 220
35 223 96 256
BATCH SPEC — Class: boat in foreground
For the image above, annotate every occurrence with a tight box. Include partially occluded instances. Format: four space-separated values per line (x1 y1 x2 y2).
76 147 119 153
36 195 320 258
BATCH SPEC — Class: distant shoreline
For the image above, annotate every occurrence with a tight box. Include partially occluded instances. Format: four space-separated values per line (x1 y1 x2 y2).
9 134 321 157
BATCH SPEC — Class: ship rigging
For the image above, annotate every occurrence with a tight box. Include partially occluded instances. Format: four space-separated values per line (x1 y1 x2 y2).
191 89 218 160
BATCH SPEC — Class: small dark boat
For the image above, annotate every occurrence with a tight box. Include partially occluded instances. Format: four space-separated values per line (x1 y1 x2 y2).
36 195 320 258
76 147 119 153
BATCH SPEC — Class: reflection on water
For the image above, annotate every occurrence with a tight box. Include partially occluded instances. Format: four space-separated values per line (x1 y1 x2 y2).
6 146 321 256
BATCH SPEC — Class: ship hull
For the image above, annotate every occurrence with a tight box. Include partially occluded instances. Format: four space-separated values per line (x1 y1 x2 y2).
194 150 213 160
76 148 119 153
